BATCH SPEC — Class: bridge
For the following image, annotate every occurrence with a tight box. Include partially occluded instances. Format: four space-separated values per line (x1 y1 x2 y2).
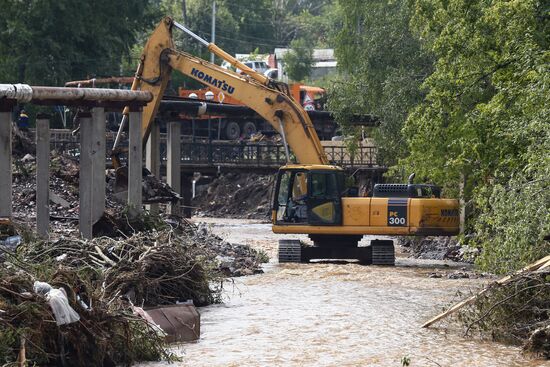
41 129 385 173
38 128 387 217
28 126 387 216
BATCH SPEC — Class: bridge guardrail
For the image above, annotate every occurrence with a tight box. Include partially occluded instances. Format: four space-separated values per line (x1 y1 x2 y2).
38 129 379 168
180 141 378 168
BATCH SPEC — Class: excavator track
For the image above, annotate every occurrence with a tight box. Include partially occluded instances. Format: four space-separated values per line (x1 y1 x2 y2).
278 239 302 263
371 240 395 266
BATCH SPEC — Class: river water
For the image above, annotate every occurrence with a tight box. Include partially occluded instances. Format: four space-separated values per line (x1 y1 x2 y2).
139 218 550 367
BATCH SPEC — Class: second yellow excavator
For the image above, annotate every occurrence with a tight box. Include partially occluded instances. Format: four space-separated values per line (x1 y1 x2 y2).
113 17 460 265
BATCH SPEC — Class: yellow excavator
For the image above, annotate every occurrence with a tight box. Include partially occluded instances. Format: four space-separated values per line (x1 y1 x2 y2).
113 17 460 265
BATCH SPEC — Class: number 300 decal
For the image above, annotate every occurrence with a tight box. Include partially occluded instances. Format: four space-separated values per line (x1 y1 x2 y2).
388 205 407 226
388 217 406 225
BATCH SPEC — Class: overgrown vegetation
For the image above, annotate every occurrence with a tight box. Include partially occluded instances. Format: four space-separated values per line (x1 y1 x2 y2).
283 38 314 82
330 0 550 274
329 0 432 166
457 270 550 357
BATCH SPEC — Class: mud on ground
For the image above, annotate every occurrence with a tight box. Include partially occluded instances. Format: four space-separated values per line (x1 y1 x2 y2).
192 173 274 220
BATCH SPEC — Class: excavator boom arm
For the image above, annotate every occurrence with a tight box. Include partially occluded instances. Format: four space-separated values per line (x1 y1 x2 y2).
123 17 328 165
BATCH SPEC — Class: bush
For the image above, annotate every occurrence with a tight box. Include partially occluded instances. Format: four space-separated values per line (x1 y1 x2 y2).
474 171 550 274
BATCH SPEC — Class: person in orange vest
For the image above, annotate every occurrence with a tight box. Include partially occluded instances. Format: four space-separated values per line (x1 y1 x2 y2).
17 109 29 130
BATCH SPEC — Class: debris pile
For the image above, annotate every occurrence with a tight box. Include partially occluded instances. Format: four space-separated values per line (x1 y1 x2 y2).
454 270 550 357
397 236 475 262
193 173 274 219
196 222 268 276
423 255 550 358
11 124 35 157
0 259 173 366
0 214 267 365
4 126 270 365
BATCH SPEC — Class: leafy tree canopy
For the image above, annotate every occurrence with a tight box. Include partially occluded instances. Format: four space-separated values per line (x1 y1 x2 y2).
283 38 314 82
328 0 433 167
0 0 159 85
404 0 549 271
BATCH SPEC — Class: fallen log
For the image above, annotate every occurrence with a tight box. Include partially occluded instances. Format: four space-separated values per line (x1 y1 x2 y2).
422 254 550 328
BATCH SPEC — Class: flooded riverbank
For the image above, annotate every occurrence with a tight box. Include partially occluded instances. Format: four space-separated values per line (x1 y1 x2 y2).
139 218 549 367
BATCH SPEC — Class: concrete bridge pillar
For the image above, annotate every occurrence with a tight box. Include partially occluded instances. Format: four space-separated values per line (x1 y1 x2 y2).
181 172 193 218
79 108 107 239
79 112 94 238
92 108 106 221
36 114 50 237
128 109 143 212
0 101 13 220
146 121 160 214
167 121 181 215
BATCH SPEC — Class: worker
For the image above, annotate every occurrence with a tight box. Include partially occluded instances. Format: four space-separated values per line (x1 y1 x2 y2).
17 110 29 131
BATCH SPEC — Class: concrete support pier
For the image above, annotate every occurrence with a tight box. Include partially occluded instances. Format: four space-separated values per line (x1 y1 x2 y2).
79 112 94 238
0 103 13 219
36 115 50 236
128 110 143 211
92 108 106 221
181 173 193 218
146 121 160 214
79 110 107 238
167 121 181 215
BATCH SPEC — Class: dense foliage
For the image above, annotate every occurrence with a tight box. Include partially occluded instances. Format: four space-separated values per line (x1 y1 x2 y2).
331 0 550 273
329 0 432 166
0 0 334 84
283 38 314 81
405 0 549 272
0 0 159 85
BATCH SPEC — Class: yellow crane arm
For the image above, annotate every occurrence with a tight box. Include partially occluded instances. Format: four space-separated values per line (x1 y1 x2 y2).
123 17 328 165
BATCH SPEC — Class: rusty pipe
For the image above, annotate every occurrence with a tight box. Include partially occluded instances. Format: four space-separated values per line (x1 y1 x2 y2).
64 77 135 87
0 84 152 103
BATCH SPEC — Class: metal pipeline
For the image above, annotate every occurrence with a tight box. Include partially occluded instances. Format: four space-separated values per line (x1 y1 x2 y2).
64 77 135 87
0 84 152 103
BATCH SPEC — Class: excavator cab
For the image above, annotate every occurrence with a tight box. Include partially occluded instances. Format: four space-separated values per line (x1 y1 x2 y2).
274 165 344 226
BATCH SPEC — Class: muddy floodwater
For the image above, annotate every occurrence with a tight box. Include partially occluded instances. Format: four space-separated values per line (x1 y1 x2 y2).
139 218 550 367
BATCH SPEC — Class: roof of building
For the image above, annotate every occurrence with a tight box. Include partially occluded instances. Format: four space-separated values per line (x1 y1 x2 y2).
274 48 335 61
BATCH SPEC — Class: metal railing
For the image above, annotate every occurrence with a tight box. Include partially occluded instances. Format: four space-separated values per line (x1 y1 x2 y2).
180 141 378 168
42 129 379 168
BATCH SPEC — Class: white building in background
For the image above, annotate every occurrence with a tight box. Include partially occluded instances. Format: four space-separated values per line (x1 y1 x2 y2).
220 49 337 82
274 48 337 82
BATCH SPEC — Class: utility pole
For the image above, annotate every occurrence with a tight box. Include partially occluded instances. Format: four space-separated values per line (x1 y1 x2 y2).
182 0 188 24
211 1 216 63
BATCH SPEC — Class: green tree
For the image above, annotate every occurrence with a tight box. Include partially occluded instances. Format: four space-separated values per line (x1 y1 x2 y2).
328 0 433 168
0 0 159 85
283 38 314 81
404 0 549 272
270 0 335 46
